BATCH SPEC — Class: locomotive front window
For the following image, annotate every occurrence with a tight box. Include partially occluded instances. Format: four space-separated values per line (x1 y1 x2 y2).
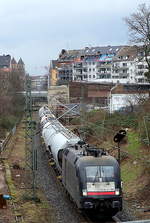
86 166 114 182
101 166 114 178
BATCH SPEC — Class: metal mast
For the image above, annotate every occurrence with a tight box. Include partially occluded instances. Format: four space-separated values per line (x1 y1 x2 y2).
143 116 150 146
24 74 37 200
80 84 86 141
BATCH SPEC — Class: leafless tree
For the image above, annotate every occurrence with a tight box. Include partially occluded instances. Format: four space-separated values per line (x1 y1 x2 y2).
0 69 24 117
124 3 150 81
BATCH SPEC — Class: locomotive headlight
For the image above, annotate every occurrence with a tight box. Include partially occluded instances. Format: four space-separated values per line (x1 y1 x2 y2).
82 189 87 196
115 189 120 195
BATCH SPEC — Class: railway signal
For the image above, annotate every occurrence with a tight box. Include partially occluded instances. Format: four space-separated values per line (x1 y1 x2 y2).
114 129 127 165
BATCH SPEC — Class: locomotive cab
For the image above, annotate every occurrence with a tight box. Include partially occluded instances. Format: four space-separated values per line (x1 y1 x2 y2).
78 156 122 214
62 146 122 215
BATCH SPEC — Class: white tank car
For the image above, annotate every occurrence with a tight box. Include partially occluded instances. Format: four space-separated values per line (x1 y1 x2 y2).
40 107 80 170
40 113 55 127
39 105 51 119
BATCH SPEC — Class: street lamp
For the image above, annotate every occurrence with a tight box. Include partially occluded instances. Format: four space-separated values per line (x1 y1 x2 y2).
109 83 118 114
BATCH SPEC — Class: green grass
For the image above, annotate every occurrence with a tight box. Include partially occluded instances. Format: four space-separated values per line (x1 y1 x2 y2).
121 161 143 193
126 131 141 158
121 131 143 192
121 162 141 183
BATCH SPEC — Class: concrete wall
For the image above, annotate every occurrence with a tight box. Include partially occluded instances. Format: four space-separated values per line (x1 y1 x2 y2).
48 85 69 107
69 82 113 105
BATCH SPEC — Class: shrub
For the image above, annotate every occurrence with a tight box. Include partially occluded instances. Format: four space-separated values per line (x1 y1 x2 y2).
0 115 17 130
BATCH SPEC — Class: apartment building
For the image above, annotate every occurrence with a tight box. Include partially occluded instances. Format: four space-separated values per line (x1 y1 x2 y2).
134 48 148 83
72 46 123 82
50 45 149 85
57 49 80 82
111 46 138 83
31 75 48 91
49 60 59 86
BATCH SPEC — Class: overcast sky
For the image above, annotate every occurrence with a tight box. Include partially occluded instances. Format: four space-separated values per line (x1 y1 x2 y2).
0 0 149 75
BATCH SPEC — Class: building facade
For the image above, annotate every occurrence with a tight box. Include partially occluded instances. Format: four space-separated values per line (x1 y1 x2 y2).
0 55 25 93
31 75 48 91
69 82 150 113
50 45 149 85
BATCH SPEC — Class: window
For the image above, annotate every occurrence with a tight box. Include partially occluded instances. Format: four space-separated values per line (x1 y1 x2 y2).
101 166 114 178
138 52 144 57
86 166 114 182
123 69 127 73
137 71 143 76
138 65 144 69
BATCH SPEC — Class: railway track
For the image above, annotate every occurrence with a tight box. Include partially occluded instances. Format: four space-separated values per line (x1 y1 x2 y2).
80 211 121 223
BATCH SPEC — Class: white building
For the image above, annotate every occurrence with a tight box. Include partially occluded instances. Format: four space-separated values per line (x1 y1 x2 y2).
56 45 149 84
109 83 150 113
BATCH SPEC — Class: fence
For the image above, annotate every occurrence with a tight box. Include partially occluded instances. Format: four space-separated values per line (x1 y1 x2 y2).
0 123 18 153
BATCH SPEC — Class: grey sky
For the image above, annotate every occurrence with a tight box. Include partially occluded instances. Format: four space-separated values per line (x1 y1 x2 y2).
0 0 149 75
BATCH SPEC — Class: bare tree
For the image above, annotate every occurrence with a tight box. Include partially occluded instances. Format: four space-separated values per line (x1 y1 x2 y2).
124 3 150 80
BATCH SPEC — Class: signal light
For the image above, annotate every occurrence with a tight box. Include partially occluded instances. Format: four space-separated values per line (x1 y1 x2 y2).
114 130 126 143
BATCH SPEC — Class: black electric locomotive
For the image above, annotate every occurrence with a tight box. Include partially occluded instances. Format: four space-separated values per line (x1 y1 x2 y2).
61 143 122 215
39 106 123 216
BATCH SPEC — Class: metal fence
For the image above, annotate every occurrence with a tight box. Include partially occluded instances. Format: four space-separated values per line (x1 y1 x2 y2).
0 124 17 153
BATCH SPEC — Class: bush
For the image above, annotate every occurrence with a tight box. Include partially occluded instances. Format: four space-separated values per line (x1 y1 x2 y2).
105 112 138 129
0 115 17 130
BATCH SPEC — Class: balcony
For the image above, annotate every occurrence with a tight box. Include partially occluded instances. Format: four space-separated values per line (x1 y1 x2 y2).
136 71 144 77
113 66 129 71
96 63 111 68
118 73 129 78
73 63 83 69
98 74 111 79
97 70 111 75
73 70 82 75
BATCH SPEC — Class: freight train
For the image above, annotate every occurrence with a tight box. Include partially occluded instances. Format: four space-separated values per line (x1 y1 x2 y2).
39 106 122 215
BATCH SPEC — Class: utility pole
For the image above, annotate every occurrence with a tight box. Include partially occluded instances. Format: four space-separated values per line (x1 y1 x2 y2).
24 74 37 200
143 116 150 146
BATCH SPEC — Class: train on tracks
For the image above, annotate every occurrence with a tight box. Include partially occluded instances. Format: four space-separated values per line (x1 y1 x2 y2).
39 106 123 216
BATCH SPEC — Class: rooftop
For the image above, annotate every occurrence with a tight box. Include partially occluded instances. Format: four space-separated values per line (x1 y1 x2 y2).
0 54 11 68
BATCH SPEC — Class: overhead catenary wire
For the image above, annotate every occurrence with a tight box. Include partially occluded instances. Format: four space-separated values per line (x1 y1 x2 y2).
43 104 78 130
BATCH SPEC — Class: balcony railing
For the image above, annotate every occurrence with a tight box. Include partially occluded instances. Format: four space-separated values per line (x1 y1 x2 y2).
96 63 111 68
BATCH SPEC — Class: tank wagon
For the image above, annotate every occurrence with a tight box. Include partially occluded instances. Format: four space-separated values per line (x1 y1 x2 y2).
39 106 122 215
